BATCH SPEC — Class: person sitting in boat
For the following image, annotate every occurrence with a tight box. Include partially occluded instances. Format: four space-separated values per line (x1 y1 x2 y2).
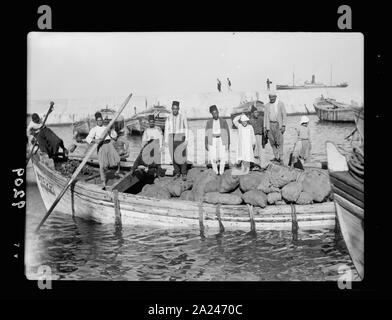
113 120 130 159
130 115 165 177
205 105 230 175
292 116 311 166
232 113 256 174
27 112 68 161
84 112 121 188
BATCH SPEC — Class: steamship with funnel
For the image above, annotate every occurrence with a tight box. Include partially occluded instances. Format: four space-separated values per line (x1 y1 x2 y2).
277 74 348 90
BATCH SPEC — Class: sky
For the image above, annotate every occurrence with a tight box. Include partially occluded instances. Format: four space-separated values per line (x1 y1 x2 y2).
27 32 363 100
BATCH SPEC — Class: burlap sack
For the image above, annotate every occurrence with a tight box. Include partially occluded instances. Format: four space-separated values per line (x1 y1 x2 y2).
239 171 267 192
139 184 171 199
218 169 240 193
242 190 268 208
298 169 331 202
192 169 219 201
267 192 282 205
281 181 303 203
179 190 195 201
296 191 313 205
204 192 243 205
268 164 298 188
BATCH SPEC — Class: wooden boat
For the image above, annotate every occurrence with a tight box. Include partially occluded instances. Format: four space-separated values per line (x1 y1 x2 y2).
314 96 355 122
31 152 336 232
326 142 364 279
126 105 170 134
230 100 265 129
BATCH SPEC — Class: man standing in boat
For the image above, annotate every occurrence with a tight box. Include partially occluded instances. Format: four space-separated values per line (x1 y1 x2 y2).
164 101 189 180
263 91 287 164
249 104 268 168
27 112 68 161
205 105 230 175
85 112 121 189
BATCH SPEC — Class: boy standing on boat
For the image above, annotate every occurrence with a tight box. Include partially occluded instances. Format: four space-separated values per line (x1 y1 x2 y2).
249 104 268 168
232 113 256 173
292 116 311 165
263 91 287 164
164 101 189 180
205 105 230 175
85 112 121 188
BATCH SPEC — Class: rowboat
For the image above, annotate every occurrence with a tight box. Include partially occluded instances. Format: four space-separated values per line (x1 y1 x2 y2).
230 100 265 129
314 96 355 122
326 142 364 279
126 105 170 134
31 152 336 233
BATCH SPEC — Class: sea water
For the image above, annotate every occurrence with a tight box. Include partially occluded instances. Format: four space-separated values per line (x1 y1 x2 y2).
25 116 360 281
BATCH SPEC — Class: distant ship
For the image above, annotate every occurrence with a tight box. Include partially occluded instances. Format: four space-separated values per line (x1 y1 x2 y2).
277 73 348 90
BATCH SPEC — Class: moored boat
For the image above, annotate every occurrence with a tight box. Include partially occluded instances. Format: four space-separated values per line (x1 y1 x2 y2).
314 96 355 122
31 152 336 232
72 107 126 140
326 142 364 279
126 105 170 134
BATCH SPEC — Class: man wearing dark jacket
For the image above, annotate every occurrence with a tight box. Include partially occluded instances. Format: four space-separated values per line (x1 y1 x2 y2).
249 104 268 167
205 105 230 175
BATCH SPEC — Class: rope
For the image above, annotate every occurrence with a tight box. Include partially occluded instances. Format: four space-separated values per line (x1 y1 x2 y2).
198 202 205 237
290 203 299 236
215 204 225 233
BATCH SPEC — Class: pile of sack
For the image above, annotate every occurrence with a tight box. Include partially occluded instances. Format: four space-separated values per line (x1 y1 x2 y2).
138 164 331 207
56 159 96 177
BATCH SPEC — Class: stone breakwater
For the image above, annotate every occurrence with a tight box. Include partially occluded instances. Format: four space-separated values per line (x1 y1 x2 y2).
27 87 363 125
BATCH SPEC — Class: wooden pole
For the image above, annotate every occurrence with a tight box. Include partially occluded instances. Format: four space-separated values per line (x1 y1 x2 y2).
35 93 133 232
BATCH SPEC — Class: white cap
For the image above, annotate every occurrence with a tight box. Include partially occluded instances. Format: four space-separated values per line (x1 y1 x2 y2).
300 116 309 124
268 90 277 96
240 114 250 122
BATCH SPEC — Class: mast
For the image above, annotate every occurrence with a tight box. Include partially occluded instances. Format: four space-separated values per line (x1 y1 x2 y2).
292 65 295 87
330 64 332 86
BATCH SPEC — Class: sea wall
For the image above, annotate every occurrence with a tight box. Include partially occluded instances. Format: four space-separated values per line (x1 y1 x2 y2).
27 87 363 125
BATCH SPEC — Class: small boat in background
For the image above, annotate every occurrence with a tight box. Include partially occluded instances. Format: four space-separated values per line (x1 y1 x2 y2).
314 96 356 122
326 141 364 279
72 106 126 141
230 100 265 129
126 104 170 135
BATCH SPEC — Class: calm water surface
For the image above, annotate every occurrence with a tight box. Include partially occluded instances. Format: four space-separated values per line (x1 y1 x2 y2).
25 116 360 281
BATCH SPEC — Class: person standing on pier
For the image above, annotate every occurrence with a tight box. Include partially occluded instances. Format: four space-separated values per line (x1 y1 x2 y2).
217 78 222 92
264 91 287 164
266 78 272 90
164 101 189 180
227 78 232 91
249 104 268 168
205 105 230 175
85 112 121 188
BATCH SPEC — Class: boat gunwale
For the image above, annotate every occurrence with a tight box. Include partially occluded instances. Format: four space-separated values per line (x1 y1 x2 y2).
32 154 336 220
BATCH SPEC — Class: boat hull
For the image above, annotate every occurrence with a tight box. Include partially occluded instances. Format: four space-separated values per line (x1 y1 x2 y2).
326 142 364 279
334 193 364 279
31 155 336 232
314 103 355 122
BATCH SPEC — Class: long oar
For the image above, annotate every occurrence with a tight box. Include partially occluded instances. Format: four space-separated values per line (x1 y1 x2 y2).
26 101 55 165
35 93 133 232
